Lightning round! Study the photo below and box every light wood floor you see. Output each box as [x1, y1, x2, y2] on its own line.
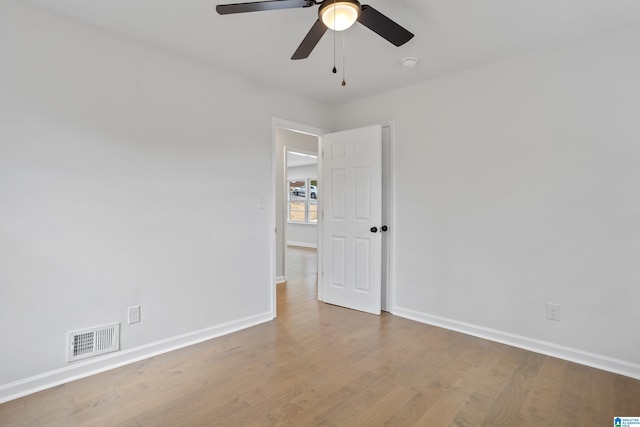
[1, 247, 639, 426]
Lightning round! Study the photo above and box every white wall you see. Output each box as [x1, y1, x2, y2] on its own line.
[0, 0, 332, 400]
[287, 164, 318, 181]
[334, 23, 640, 377]
[286, 225, 317, 248]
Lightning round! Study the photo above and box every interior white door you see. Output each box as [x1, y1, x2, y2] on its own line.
[322, 125, 382, 315]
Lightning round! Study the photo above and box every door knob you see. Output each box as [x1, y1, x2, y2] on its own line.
[370, 226, 378, 233]
[381, 225, 388, 232]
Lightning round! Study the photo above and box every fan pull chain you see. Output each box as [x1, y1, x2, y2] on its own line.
[341, 31, 346, 86]
[332, 0, 337, 74]
[332, 34, 337, 73]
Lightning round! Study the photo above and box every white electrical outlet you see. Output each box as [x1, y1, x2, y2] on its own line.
[546, 303, 560, 321]
[128, 305, 141, 324]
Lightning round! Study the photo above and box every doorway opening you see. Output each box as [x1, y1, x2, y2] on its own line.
[271, 119, 393, 317]
[272, 120, 323, 317]
[285, 150, 319, 305]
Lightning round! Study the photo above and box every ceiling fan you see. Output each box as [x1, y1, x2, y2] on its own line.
[215, 0, 414, 60]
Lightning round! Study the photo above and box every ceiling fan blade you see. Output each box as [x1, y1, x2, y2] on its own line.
[291, 19, 327, 60]
[216, 0, 312, 15]
[358, 5, 414, 47]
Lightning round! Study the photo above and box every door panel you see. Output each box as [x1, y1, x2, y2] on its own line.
[354, 238, 371, 292]
[330, 236, 346, 287]
[354, 167, 371, 220]
[331, 169, 347, 219]
[322, 125, 382, 315]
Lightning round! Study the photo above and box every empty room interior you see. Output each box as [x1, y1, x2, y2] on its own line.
[1, 0, 640, 425]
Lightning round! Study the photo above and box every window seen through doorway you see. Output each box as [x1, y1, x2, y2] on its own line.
[288, 179, 318, 224]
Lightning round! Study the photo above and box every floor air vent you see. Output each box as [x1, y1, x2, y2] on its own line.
[67, 322, 120, 362]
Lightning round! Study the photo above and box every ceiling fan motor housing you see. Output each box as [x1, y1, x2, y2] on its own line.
[318, 0, 362, 31]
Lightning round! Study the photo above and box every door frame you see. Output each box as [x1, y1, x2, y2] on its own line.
[380, 122, 395, 312]
[271, 118, 395, 316]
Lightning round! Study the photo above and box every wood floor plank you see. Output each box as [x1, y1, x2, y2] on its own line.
[515, 372, 560, 426]
[453, 393, 497, 427]
[549, 362, 591, 425]
[480, 350, 545, 426]
[347, 384, 423, 426]
[2, 247, 640, 426]
[323, 371, 399, 425]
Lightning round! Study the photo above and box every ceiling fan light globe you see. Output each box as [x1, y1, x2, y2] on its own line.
[320, 1, 360, 31]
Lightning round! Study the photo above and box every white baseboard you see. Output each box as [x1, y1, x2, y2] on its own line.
[276, 276, 286, 284]
[0, 311, 273, 403]
[287, 241, 317, 249]
[393, 306, 640, 380]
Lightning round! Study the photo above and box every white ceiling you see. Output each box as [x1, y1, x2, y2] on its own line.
[27, 0, 640, 105]
[287, 150, 318, 167]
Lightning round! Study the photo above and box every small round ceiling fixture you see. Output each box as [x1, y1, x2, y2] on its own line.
[401, 57, 418, 69]
[319, 0, 361, 31]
